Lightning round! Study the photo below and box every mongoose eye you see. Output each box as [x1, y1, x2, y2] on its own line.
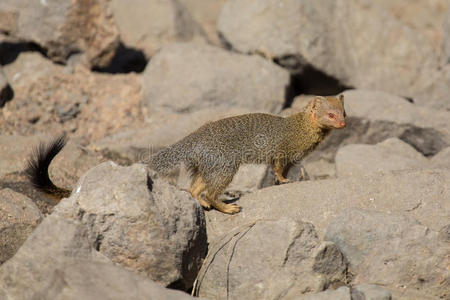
[328, 113, 335, 119]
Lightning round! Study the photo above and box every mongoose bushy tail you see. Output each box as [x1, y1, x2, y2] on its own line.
[25, 135, 71, 201]
[149, 95, 347, 215]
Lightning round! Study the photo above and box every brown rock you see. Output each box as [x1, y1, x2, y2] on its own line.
[0, 0, 119, 67]
[110, 0, 206, 58]
[0, 188, 42, 265]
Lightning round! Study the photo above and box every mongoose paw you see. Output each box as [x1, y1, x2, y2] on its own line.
[276, 178, 290, 185]
[221, 203, 241, 215]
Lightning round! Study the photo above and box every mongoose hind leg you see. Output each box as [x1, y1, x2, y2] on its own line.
[189, 175, 211, 209]
[274, 159, 290, 184]
[204, 166, 241, 214]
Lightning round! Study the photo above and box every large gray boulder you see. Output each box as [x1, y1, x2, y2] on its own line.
[195, 218, 347, 299]
[0, 215, 199, 300]
[325, 209, 450, 299]
[335, 138, 428, 177]
[109, 0, 205, 58]
[142, 42, 289, 117]
[0, 188, 42, 265]
[53, 162, 207, 290]
[205, 168, 450, 241]
[0, 0, 119, 67]
[218, 0, 444, 108]
[0, 215, 104, 299]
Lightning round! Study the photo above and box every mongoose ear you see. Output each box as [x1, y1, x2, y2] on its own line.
[312, 96, 326, 110]
[338, 94, 344, 105]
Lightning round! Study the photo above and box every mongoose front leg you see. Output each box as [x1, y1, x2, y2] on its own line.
[189, 175, 211, 209]
[206, 191, 241, 215]
[274, 159, 289, 184]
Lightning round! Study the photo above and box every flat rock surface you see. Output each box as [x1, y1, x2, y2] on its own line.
[205, 168, 450, 241]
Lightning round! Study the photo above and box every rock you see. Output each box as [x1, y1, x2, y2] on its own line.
[0, 0, 119, 67]
[0, 52, 143, 142]
[413, 64, 450, 110]
[228, 164, 269, 193]
[32, 262, 201, 300]
[0, 188, 42, 265]
[141, 42, 289, 117]
[299, 286, 350, 300]
[335, 138, 428, 177]
[205, 168, 450, 242]
[179, 0, 227, 45]
[325, 208, 449, 299]
[53, 162, 207, 290]
[218, 0, 442, 106]
[351, 284, 392, 300]
[0, 215, 104, 299]
[109, 0, 205, 58]
[0, 134, 42, 177]
[0, 66, 13, 107]
[341, 90, 449, 136]
[195, 218, 347, 299]
[444, 9, 450, 63]
[0, 214, 199, 300]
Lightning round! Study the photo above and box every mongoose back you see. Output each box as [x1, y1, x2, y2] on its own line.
[150, 95, 346, 214]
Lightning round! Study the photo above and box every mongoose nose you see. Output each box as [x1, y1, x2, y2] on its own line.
[339, 121, 346, 128]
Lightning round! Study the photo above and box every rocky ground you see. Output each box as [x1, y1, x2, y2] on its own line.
[0, 0, 449, 299]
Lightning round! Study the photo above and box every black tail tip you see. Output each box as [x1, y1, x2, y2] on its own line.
[25, 134, 68, 190]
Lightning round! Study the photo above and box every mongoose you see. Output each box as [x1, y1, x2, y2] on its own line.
[26, 95, 346, 214]
[150, 95, 346, 214]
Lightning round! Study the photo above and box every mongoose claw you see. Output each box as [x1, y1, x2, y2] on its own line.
[221, 203, 241, 215]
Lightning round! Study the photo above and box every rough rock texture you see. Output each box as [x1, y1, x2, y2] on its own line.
[431, 146, 450, 169]
[299, 287, 350, 300]
[341, 90, 449, 138]
[30, 261, 202, 300]
[142, 43, 289, 117]
[0, 215, 198, 300]
[0, 0, 119, 67]
[218, 0, 445, 108]
[179, 0, 227, 45]
[444, 8, 450, 63]
[325, 209, 450, 299]
[196, 218, 347, 300]
[335, 138, 428, 177]
[205, 169, 450, 242]
[53, 162, 207, 290]
[109, 0, 205, 58]
[0, 215, 104, 299]
[1, 52, 143, 142]
[351, 284, 392, 300]
[0, 188, 42, 265]
[0, 134, 42, 177]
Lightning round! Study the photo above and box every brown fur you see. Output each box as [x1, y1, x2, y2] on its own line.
[150, 95, 346, 214]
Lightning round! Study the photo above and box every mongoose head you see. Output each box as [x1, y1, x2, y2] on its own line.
[309, 95, 346, 129]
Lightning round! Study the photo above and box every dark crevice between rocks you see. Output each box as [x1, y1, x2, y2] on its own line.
[0, 84, 14, 107]
[0, 42, 48, 66]
[92, 42, 148, 74]
[273, 55, 351, 108]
